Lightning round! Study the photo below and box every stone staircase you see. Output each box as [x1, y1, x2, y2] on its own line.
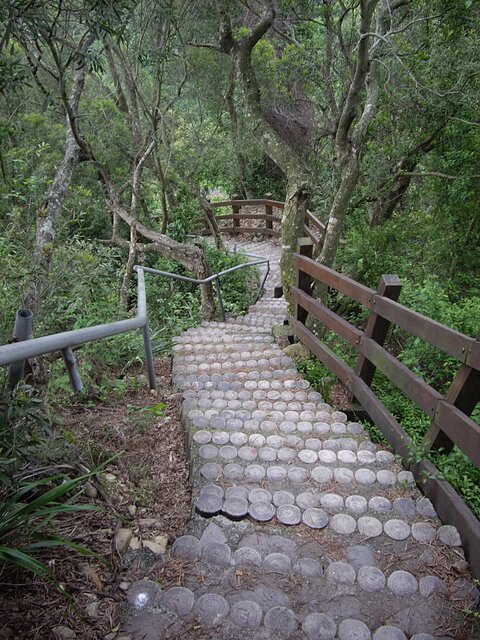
[124, 240, 478, 640]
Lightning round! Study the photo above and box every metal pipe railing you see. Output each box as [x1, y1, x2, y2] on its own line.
[0, 250, 269, 391]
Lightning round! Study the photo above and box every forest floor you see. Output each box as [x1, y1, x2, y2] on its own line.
[0, 357, 192, 640]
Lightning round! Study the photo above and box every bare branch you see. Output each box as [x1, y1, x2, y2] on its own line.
[401, 171, 480, 180]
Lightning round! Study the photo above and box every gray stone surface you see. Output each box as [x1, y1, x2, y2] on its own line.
[302, 508, 329, 529]
[326, 561, 356, 585]
[230, 600, 263, 629]
[263, 552, 292, 573]
[337, 619, 371, 640]
[437, 525, 462, 546]
[419, 576, 447, 598]
[171, 535, 201, 559]
[273, 490, 295, 506]
[346, 495, 368, 514]
[346, 545, 376, 569]
[264, 606, 299, 638]
[248, 501, 275, 522]
[233, 546, 262, 567]
[127, 580, 162, 610]
[358, 566, 386, 592]
[277, 504, 302, 525]
[384, 519, 411, 541]
[201, 542, 232, 566]
[296, 491, 320, 509]
[387, 571, 418, 596]
[372, 626, 407, 640]
[411, 522, 436, 544]
[162, 587, 195, 617]
[358, 516, 383, 538]
[303, 613, 337, 640]
[293, 557, 323, 578]
[331, 514, 357, 535]
[249, 488, 272, 504]
[194, 593, 230, 627]
[223, 497, 249, 519]
[369, 496, 392, 513]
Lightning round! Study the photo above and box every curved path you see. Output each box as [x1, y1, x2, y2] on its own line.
[125, 239, 478, 640]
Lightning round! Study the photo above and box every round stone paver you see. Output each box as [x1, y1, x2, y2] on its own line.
[377, 470, 397, 486]
[411, 522, 436, 544]
[393, 498, 416, 517]
[358, 516, 383, 538]
[230, 432, 248, 446]
[311, 466, 334, 484]
[438, 525, 462, 546]
[195, 493, 223, 517]
[294, 557, 323, 578]
[273, 490, 295, 506]
[172, 535, 201, 559]
[263, 552, 292, 573]
[201, 542, 232, 566]
[127, 580, 161, 609]
[264, 606, 299, 639]
[296, 491, 320, 509]
[288, 466, 309, 484]
[331, 514, 357, 535]
[223, 497, 249, 520]
[355, 469, 377, 485]
[372, 626, 407, 640]
[200, 462, 222, 480]
[277, 504, 302, 525]
[387, 570, 418, 596]
[201, 484, 224, 498]
[238, 445, 258, 461]
[326, 562, 356, 585]
[338, 619, 371, 640]
[162, 587, 195, 617]
[298, 449, 318, 464]
[212, 431, 230, 445]
[244, 465, 266, 482]
[230, 600, 263, 629]
[259, 446, 277, 461]
[419, 575, 447, 598]
[318, 450, 337, 463]
[223, 463, 243, 480]
[195, 593, 230, 627]
[410, 635, 436, 640]
[249, 488, 272, 504]
[346, 495, 368, 514]
[416, 497, 437, 518]
[302, 508, 329, 529]
[358, 566, 386, 592]
[369, 496, 392, 513]
[233, 546, 262, 567]
[193, 430, 212, 444]
[226, 485, 249, 500]
[303, 613, 337, 640]
[249, 501, 275, 522]
[321, 493, 344, 512]
[267, 466, 288, 482]
[334, 468, 354, 484]
[384, 519, 411, 541]
[278, 447, 297, 462]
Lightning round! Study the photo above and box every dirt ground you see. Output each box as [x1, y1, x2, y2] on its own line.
[0, 357, 191, 640]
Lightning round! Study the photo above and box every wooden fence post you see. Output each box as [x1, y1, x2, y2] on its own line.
[424, 333, 480, 455]
[232, 202, 240, 234]
[265, 195, 273, 232]
[296, 238, 314, 325]
[354, 274, 402, 390]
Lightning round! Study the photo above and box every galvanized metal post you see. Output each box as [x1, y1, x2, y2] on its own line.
[7, 309, 33, 389]
[142, 321, 156, 390]
[61, 347, 84, 392]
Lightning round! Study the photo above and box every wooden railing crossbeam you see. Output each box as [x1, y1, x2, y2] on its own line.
[291, 237, 480, 577]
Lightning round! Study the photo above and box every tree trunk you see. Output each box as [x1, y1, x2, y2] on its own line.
[225, 72, 253, 199]
[22, 49, 91, 313]
[279, 175, 308, 312]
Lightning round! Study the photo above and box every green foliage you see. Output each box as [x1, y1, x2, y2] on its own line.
[296, 357, 334, 404]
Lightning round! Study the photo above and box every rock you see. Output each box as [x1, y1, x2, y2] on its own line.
[104, 634, 116, 640]
[387, 571, 418, 597]
[129, 536, 141, 550]
[104, 473, 117, 483]
[127, 505, 137, 517]
[283, 343, 310, 363]
[264, 606, 299, 638]
[52, 626, 76, 640]
[115, 528, 132, 553]
[84, 482, 98, 499]
[119, 581, 130, 591]
[143, 539, 167, 555]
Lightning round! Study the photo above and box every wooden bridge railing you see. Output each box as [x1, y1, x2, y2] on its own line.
[193, 199, 325, 250]
[292, 238, 480, 577]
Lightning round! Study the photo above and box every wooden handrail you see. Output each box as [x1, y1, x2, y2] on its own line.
[193, 198, 324, 249]
[292, 237, 480, 578]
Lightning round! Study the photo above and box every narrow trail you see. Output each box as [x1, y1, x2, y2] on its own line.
[125, 239, 477, 640]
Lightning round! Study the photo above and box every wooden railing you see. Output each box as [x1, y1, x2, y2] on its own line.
[193, 199, 325, 250]
[292, 238, 480, 577]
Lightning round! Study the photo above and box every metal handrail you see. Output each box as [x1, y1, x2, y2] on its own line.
[0, 250, 269, 392]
